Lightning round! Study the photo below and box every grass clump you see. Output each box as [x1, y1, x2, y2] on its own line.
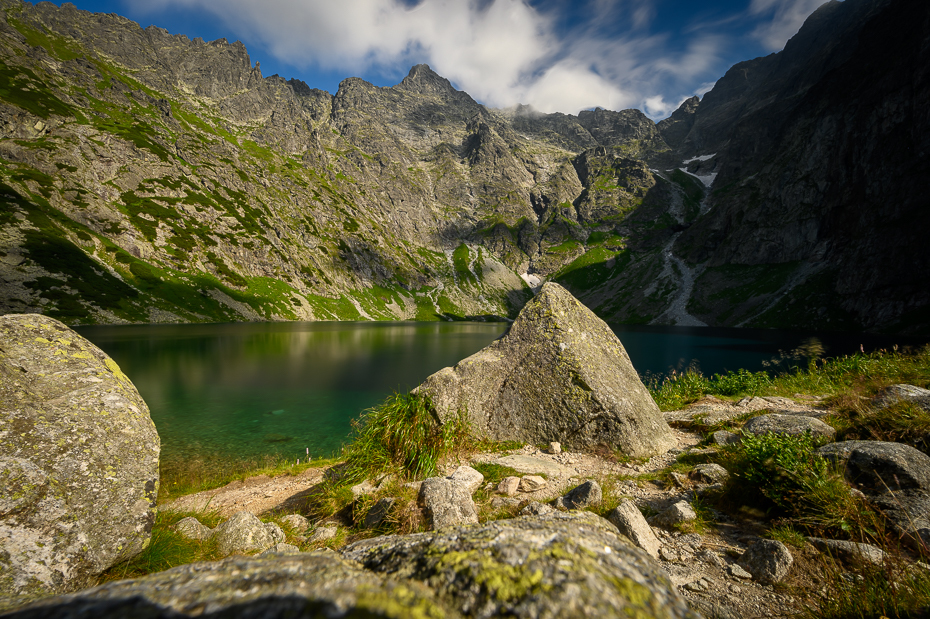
[341, 392, 472, 484]
[648, 344, 930, 412]
[717, 432, 883, 543]
[803, 562, 930, 619]
[98, 509, 224, 583]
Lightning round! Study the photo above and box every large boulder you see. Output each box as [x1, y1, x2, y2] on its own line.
[0, 315, 159, 606]
[342, 511, 700, 618]
[817, 440, 930, 548]
[10, 512, 700, 618]
[416, 283, 676, 456]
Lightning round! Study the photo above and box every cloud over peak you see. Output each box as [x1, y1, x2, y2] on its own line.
[129, 0, 827, 119]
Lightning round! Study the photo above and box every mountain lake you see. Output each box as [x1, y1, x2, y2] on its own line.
[76, 321, 928, 466]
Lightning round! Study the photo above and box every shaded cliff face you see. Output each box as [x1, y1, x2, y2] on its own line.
[671, 0, 930, 334]
[0, 0, 926, 334]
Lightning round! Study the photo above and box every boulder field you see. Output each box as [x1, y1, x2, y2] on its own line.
[0, 314, 159, 607]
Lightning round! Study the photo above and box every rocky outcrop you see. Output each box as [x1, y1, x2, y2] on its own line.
[817, 440, 930, 547]
[417, 283, 676, 456]
[742, 414, 836, 440]
[11, 512, 701, 618]
[341, 510, 701, 618]
[0, 315, 159, 605]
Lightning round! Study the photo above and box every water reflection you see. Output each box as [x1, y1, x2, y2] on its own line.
[76, 321, 927, 463]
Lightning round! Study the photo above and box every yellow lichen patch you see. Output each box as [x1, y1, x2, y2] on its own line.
[71, 352, 93, 360]
[104, 357, 130, 385]
[33, 337, 52, 344]
[434, 549, 552, 602]
[355, 583, 450, 619]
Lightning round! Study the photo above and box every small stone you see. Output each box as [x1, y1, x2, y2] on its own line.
[490, 496, 522, 509]
[738, 539, 793, 584]
[308, 526, 338, 543]
[684, 580, 706, 592]
[742, 414, 835, 440]
[548, 441, 562, 455]
[213, 511, 276, 557]
[280, 514, 309, 533]
[728, 564, 753, 579]
[497, 476, 521, 496]
[556, 480, 602, 510]
[652, 501, 697, 528]
[350, 480, 376, 497]
[260, 542, 300, 555]
[807, 537, 884, 566]
[419, 477, 478, 529]
[520, 501, 555, 517]
[519, 475, 547, 492]
[659, 547, 679, 562]
[449, 465, 484, 494]
[606, 499, 662, 560]
[669, 472, 689, 488]
[264, 522, 286, 545]
[690, 463, 730, 484]
[175, 517, 213, 541]
[363, 497, 396, 529]
[712, 430, 741, 446]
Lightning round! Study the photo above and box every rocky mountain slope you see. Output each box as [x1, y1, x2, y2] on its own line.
[0, 0, 926, 333]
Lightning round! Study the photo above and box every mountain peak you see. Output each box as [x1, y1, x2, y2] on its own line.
[397, 64, 457, 96]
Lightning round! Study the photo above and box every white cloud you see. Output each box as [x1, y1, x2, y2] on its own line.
[748, 0, 828, 51]
[126, 0, 728, 118]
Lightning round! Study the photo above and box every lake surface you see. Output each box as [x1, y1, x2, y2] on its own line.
[77, 321, 926, 464]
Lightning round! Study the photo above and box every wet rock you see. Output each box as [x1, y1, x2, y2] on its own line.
[606, 499, 662, 559]
[213, 511, 276, 557]
[690, 463, 730, 484]
[362, 497, 396, 529]
[556, 479, 602, 510]
[519, 475, 547, 492]
[742, 414, 835, 440]
[0, 315, 160, 603]
[448, 465, 484, 494]
[342, 511, 700, 618]
[416, 283, 677, 456]
[10, 553, 451, 618]
[497, 476, 521, 496]
[174, 517, 213, 541]
[652, 501, 697, 528]
[737, 539, 793, 584]
[418, 477, 478, 530]
[807, 537, 884, 566]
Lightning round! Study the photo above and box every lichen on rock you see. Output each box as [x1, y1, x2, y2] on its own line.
[417, 282, 676, 456]
[0, 314, 160, 607]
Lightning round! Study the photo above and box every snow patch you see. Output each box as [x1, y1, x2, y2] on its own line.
[682, 153, 716, 164]
[521, 272, 543, 292]
[678, 168, 717, 188]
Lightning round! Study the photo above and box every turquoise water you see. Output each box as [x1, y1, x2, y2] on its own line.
[77, 321, 924, 463]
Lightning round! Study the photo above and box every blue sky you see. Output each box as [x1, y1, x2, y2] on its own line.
[57, 0, 830, 119]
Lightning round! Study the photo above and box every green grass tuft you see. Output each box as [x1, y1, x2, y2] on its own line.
[341, 392, 472, 483]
